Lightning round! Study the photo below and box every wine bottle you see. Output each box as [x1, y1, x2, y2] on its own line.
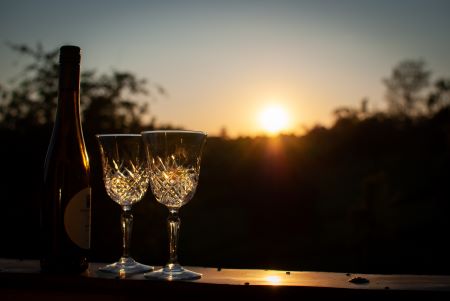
[41, 45, 91, 273]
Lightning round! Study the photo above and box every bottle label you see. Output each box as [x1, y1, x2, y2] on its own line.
[64, 188, 91, 249]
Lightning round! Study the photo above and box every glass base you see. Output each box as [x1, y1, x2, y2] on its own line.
[144, 263, 201, 281]
[98, 257, 153, 275]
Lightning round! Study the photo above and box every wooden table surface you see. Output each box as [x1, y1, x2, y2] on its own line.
[2, 258, 450, 300]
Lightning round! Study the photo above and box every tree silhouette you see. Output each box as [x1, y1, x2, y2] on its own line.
[333, 60, 450, 123]
[333, 98, 370, 123]
[427, 79, 450, 114]
[383, 59, 430, 116]
[0, 44, 59, 130]
[0, 43, 163, 132]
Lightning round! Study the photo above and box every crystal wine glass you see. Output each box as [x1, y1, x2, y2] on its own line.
[142, 130, 207, 281]
[96, 134, 153, 276]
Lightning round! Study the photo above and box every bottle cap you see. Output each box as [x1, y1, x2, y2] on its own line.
[60, 45, 81, 63]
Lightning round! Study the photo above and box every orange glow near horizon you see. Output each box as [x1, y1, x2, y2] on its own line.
[258, 104, 290, 135]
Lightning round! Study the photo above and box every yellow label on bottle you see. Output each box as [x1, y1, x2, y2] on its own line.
[64, 188, 91, 249]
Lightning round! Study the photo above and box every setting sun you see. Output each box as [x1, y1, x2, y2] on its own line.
[259, 105, 290, 135]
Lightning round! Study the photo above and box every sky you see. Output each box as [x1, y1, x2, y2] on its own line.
[1, 0, 450, 137]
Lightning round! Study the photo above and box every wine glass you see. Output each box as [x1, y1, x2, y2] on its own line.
[141, 130, 207, 281]
[96, 134, 153, 276]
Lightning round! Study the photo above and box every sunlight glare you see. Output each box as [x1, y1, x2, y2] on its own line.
[259, 104, 289, 134]
[265, 275, 282, 285]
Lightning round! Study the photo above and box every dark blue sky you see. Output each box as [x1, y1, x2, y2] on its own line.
[1, 0, 449, 136]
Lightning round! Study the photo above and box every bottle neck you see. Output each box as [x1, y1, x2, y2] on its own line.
[56, 61, 81, 125]
[51, 59, 89, 171]
[59, 60, 80, 91]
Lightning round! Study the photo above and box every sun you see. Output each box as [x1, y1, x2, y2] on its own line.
[258, 104, 289, 135]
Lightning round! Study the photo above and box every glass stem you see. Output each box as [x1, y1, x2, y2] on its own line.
[167, 209, 180, 266]
[121, 206, 132, 259]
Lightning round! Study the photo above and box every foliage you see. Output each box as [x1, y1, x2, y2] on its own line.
[427, 78, 450, 114]
[0, 43, 162, 133]
[382, 59, 450, 117]
[383, 59, 430, 115]
[332, 59, 450, 127]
